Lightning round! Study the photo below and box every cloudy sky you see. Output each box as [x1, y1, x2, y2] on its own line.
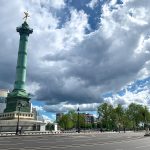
[1, 0, 150, 121]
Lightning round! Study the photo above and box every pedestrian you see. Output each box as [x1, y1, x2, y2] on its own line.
[19, 126, 22, 135]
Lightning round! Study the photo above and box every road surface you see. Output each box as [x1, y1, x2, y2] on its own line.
[0, 131, 149, 150]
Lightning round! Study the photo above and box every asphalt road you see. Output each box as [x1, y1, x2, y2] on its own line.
[0, 131, 149, 150]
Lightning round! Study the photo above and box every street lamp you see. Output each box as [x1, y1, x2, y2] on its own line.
[77, 107, 80, 133]
[84, 114, 86, 133]
[16, 101, 22, 135]
[118, 123, 121, 133]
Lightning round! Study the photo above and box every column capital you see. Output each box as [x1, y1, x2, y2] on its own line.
[16, 21, 33, 35]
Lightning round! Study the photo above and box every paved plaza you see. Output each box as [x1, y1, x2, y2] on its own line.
[0, 132, 149, 150]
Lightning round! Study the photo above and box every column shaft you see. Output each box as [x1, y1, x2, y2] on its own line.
[14, 34, 28, 90]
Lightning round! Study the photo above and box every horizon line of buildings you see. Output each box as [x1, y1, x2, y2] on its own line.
[56, 112, 96, 125]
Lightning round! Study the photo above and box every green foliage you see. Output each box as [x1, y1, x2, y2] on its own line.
[58, 110, 86, 130]
[127, 103, 144, 130]
[97, 103, 115, 130]
[46, 123, 54, 131]
[58, 114, 74, 130]
[97, 102, 150, 131]
[58, 103, 150, 131]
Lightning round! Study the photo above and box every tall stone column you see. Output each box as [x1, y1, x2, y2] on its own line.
[14, 21, 33, 90]
[4, 21, 33, 113]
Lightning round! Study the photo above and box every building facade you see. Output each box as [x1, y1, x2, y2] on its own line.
[82, 113, 95, 124]
[0, 89, 9, 113]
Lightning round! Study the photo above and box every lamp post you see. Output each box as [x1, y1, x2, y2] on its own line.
[16, 102, 22, 135]
[84, 114, 86, 133]
[77, 107, 80, 133]
[118, 123, 121, 133]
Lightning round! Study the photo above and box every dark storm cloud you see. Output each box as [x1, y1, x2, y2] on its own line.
[0, 1, 22, 90]
[28, 64, 103, 104]
[33, 0, 150, 106]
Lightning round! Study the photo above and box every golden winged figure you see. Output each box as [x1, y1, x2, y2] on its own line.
[23, 11, 30, 21]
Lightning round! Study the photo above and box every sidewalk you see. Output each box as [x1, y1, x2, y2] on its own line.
[0, 130, 145, 137]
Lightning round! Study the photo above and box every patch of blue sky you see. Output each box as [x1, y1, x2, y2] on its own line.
[102, 92, 113, 98]
[31, 100, 45, 106]
[65, 0, 91, 10]
[116, 89, 126, 96]
[85, 1, 103, 32]
[127, 77, 150, 92]
[31, 100, 56, 121]
[127, 84, 137, 93]
[117, 0, 123, 4]
[42, 111, 56, 121]
[56, 0, 104, 32]
[137, 77, 150, 85]
[54, 0, 123, 34]
[102, 77, 150, 98]
[119, 78, 150, 95]
[55, 7, 71, 29]
[55, 0, 124, 32]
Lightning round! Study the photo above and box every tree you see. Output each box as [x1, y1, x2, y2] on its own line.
[68, 110, 77, 128]
[97, 103, 114, 130]
[140, 106, 150, 129]
[114, 104, 124, 132]
[58, 114, 74, 130]
[58, 110, 86, 130]
[127, 103, 144, 131]
[122, 109, 132, 132]
[46, 123, 54, 131]
[97, 102, 150, 132]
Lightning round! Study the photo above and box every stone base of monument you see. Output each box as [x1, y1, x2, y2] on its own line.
[0, 112, 34, 120]
[0, 119, 46, 132]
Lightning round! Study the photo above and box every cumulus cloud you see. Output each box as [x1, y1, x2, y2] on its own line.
[42, 114, 53, 123]
[104, 86, 150, 109]
[87, 0, 99, 9]
[33, 105, 44, 111]
[1, 0, 150, 112]
[43, 102, 99, 112]
[25, 0, 66, 10]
